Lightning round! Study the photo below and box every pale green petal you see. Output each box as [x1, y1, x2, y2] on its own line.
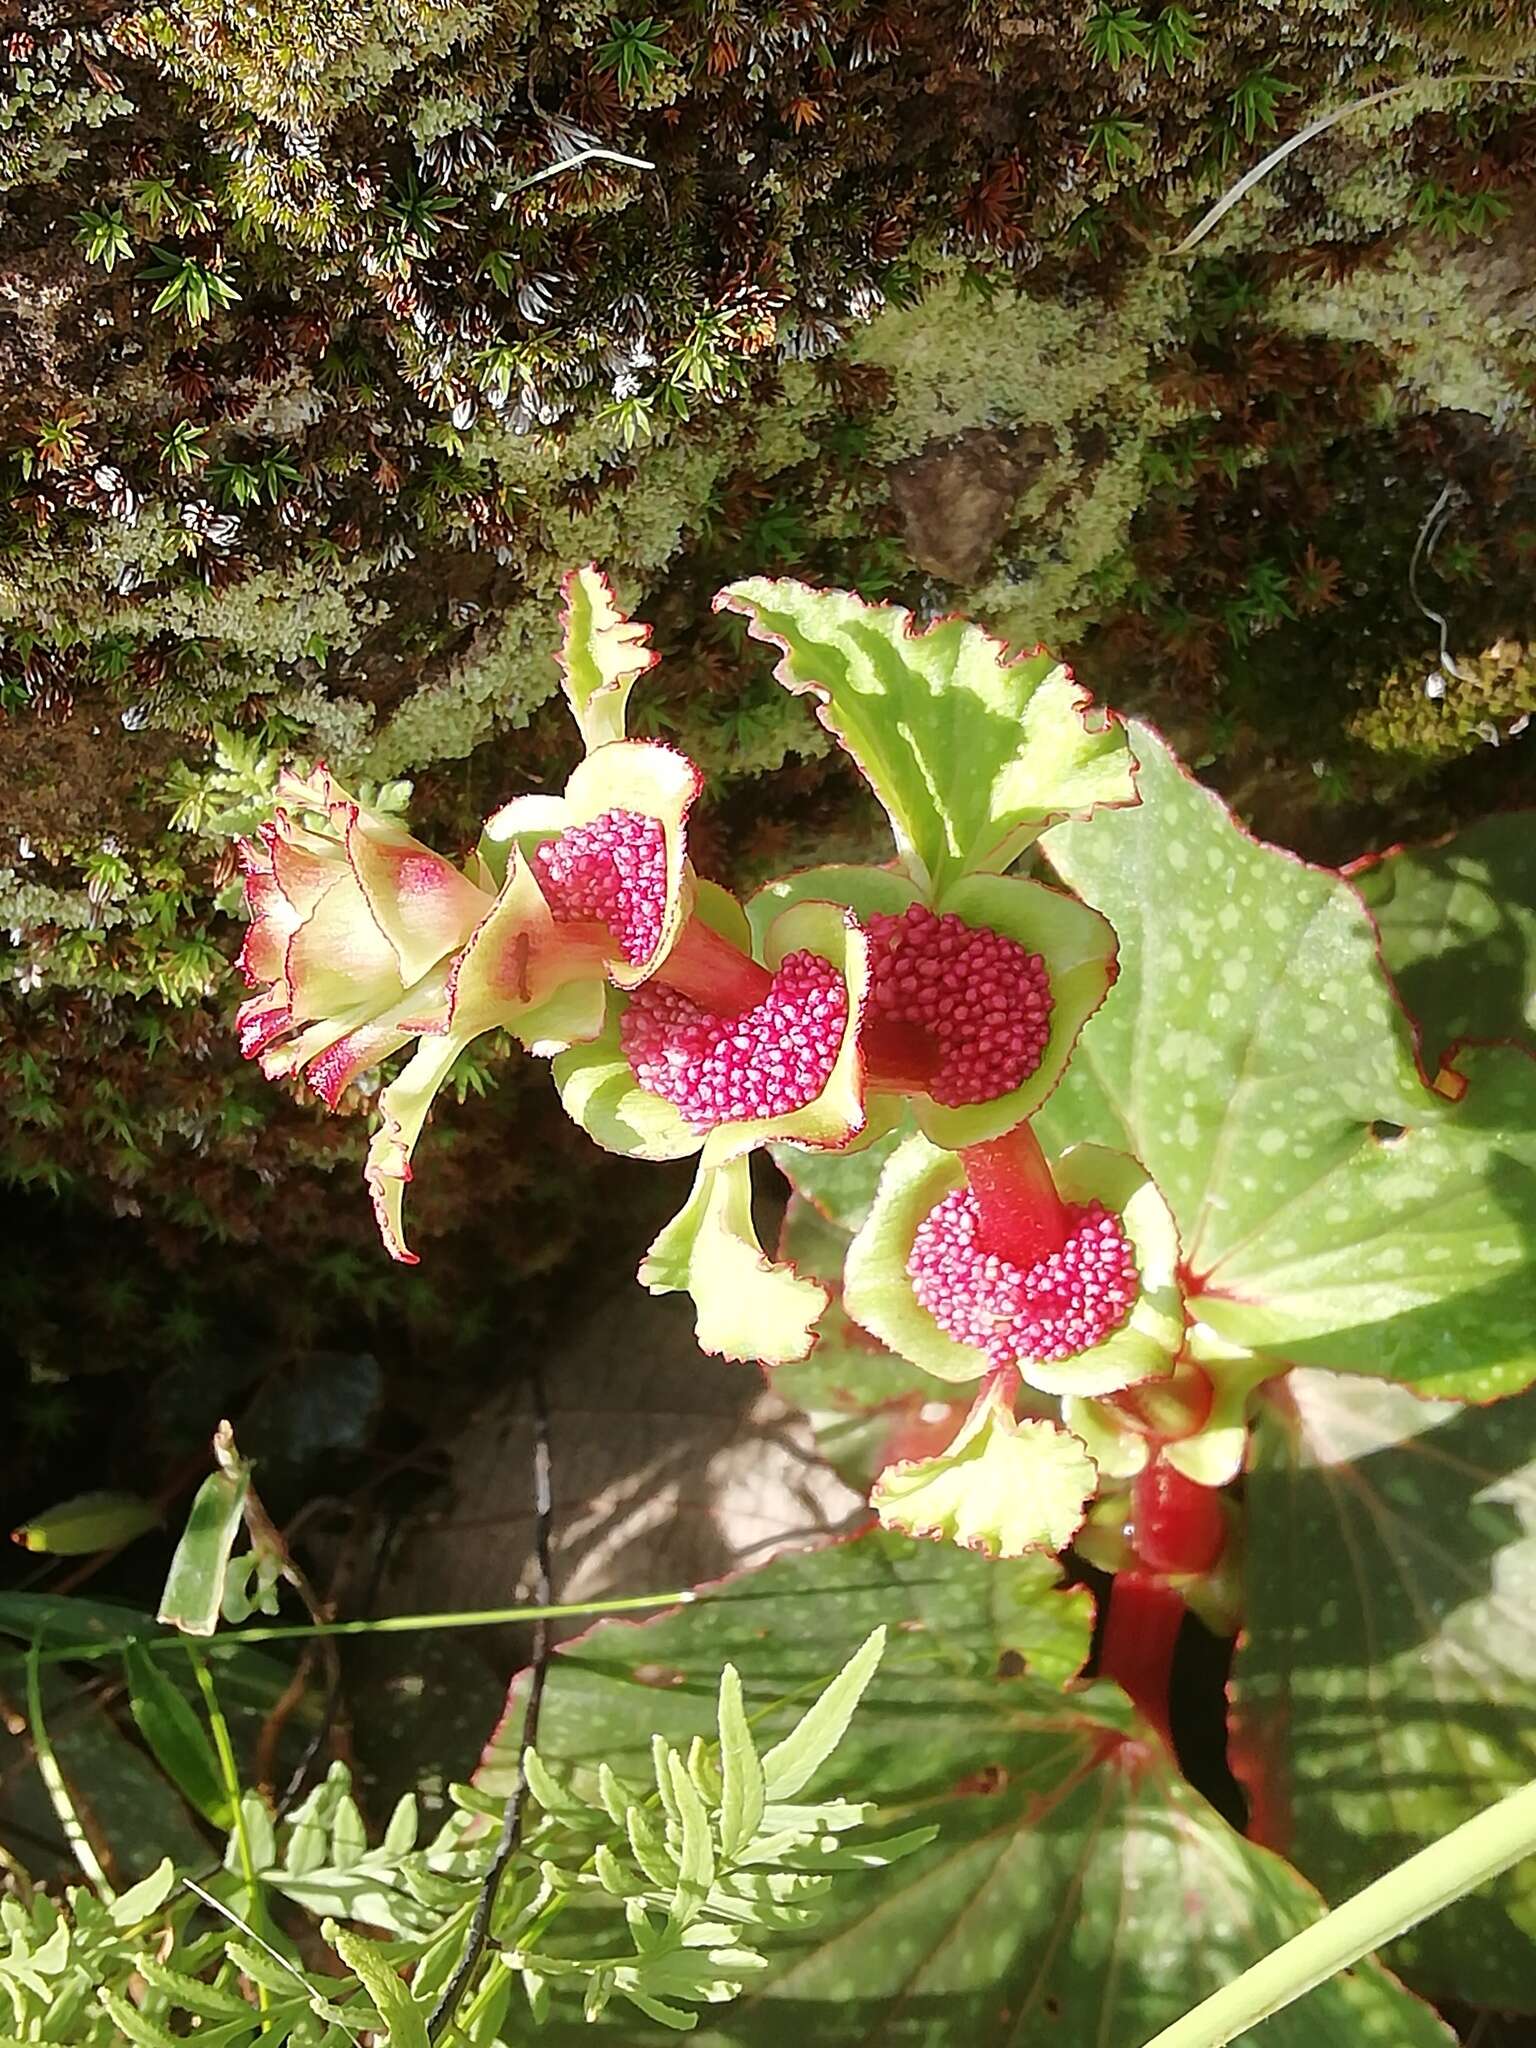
[639, 1155, 828, 1366]
[721, 578, 1134, 894]
[558, 562, 658, 752]
[872, 1382, 1097, 1557]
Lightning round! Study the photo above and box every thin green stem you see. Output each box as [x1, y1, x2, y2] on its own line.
[2, 1588, 699, 1673]
[190, 1649, 270, 2017]
[24, 1636, 114, 1898]
[1140, 1776, 1536, 2048]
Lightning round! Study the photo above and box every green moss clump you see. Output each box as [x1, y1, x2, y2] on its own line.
[1354, 638, 1536, 771]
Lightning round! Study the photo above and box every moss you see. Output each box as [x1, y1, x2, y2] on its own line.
[1275, 240, 1536, 421]
[853, 269, 1187, 461]
[1354, 637, 1536, 770]
[139, 0, 498, 133]
[360, 596, 553, 777]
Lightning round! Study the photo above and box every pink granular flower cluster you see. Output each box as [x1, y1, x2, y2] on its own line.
[865, 904, 1052, 1106]
[532, 808, 667, 965]
[621, 949, 847, 1132]
[908, 1189, 1137, 1366]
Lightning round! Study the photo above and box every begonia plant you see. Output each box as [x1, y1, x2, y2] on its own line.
[232, 566, 1536, 1751]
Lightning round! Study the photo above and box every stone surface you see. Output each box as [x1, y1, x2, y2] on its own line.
[376, 1276, 864, 1645]
[887, 425, 1056, 583]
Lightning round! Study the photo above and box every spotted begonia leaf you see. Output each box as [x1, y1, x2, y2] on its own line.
[1352, 811, 1536, 1065]
[485, 1531, 1450, 2048]
[770, 1124, 906, 1238]
[1233, 1368, 1536, 2008]
[844, 1132, 1183, 1397]
[719, 579, 1134, 896]
[871, 1379, 1097, 1557]
[556, 562, 658, 753]
[1038, 724, 1536, 1401]
[638, 1154, 828, 1365]
[749, 862, 1117, 1148]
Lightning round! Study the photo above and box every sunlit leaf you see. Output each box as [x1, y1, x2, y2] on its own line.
[122, 1641, 229, 1827]
[11, 1490, 159, 1556]
[557, 563, 659, 752]
[1234, 1368, 1536, 2007]
[721, 580, 1134, 895]
[158, 1460, 249, 1638]
[639, 1154, 828, 1365]
[1040, 724, 1536, 1401]
[871, 1382, 1097, 1557]
[495, 1533, 1448, 2047]
[1353, 811, 1536, 1065]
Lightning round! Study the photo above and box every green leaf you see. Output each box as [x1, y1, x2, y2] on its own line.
[626, 1805, 679, 1890]
[133, 1953, 256, 2019]
[330, 1792, 365, 1867]
[11, 1490, 159, 1555]
[158, 1462, 250, 1637]
[229, 1788, 276, 1872]
[639, 1154, 828, 1365]
[495, 1533, 1448, 2047]
[0, 1589, 159, 1658]
[716, 1665, 765, 1862]
[556, 564, 659, 751]
[122, 1641, 230, 1826]
[667, 1750, 715, 1928]
[771, 1125, 906, 1235]
[871, 1381, 1097, 1557]
[1233, 1369, 1536, 2007]
[1353, 811, 1536, 1065]
[759, 1627, 885, 1802]
[1040, 723, 1536, 1401]
[719, 578, 1134, 894]
[110, 1857, 176, 1926]
[328, 1924, 429, 2048]
[97, 1986, 186, 2048]
[382, 1793, 419, 1855]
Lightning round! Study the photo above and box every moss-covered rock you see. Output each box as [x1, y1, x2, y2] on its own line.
[5, 1, 1536, 1332]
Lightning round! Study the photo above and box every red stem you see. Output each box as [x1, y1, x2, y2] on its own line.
[1132, 1457, 1227, 1576]
[960, 1122, 1071, 1267]
[1099, 1570, 1183, 1749]
[862, 1015, 943, 1093]
[654, 915, 773, 1011]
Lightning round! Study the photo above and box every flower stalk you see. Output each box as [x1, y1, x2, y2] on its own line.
[960, 1121, 1071, 1267]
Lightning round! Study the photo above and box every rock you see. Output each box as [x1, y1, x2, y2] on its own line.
[375, 1282, 865, 1653]
[887, 425, 1056, 583]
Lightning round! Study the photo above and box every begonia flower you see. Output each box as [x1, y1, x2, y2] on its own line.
[844, 1124, 1183, 1398]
